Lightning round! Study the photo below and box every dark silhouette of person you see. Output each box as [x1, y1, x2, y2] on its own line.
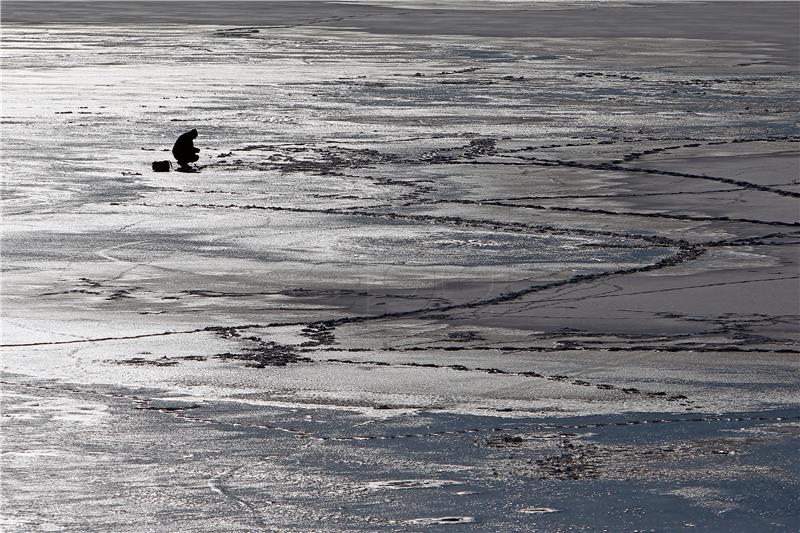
[172, 129, 200, 170]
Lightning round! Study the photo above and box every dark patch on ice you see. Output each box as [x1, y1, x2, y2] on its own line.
[117, 356, 179, 367]
[217, 340, 312, 368]
[446, 330, 485, 342]
[533, 434, 755, 481]
[482, 434, 526, 448]
[300, 322, 336, 347]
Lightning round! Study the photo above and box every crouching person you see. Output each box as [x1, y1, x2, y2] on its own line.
[172, 128, 200, 171]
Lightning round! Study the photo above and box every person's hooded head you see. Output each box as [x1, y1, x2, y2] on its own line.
[190, 128, 198, 139]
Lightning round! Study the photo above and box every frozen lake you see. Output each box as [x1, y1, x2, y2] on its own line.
[2, 1, 799, 531]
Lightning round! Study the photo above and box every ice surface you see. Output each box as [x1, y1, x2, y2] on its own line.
[1, 1, 799, 531]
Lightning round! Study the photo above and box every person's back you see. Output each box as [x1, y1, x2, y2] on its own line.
[172, 129, 200, 170]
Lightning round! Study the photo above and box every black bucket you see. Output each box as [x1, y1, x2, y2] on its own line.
[152, 160, 171, 172]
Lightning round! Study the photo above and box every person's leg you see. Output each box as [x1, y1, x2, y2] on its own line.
[177, 154, 198, 167]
